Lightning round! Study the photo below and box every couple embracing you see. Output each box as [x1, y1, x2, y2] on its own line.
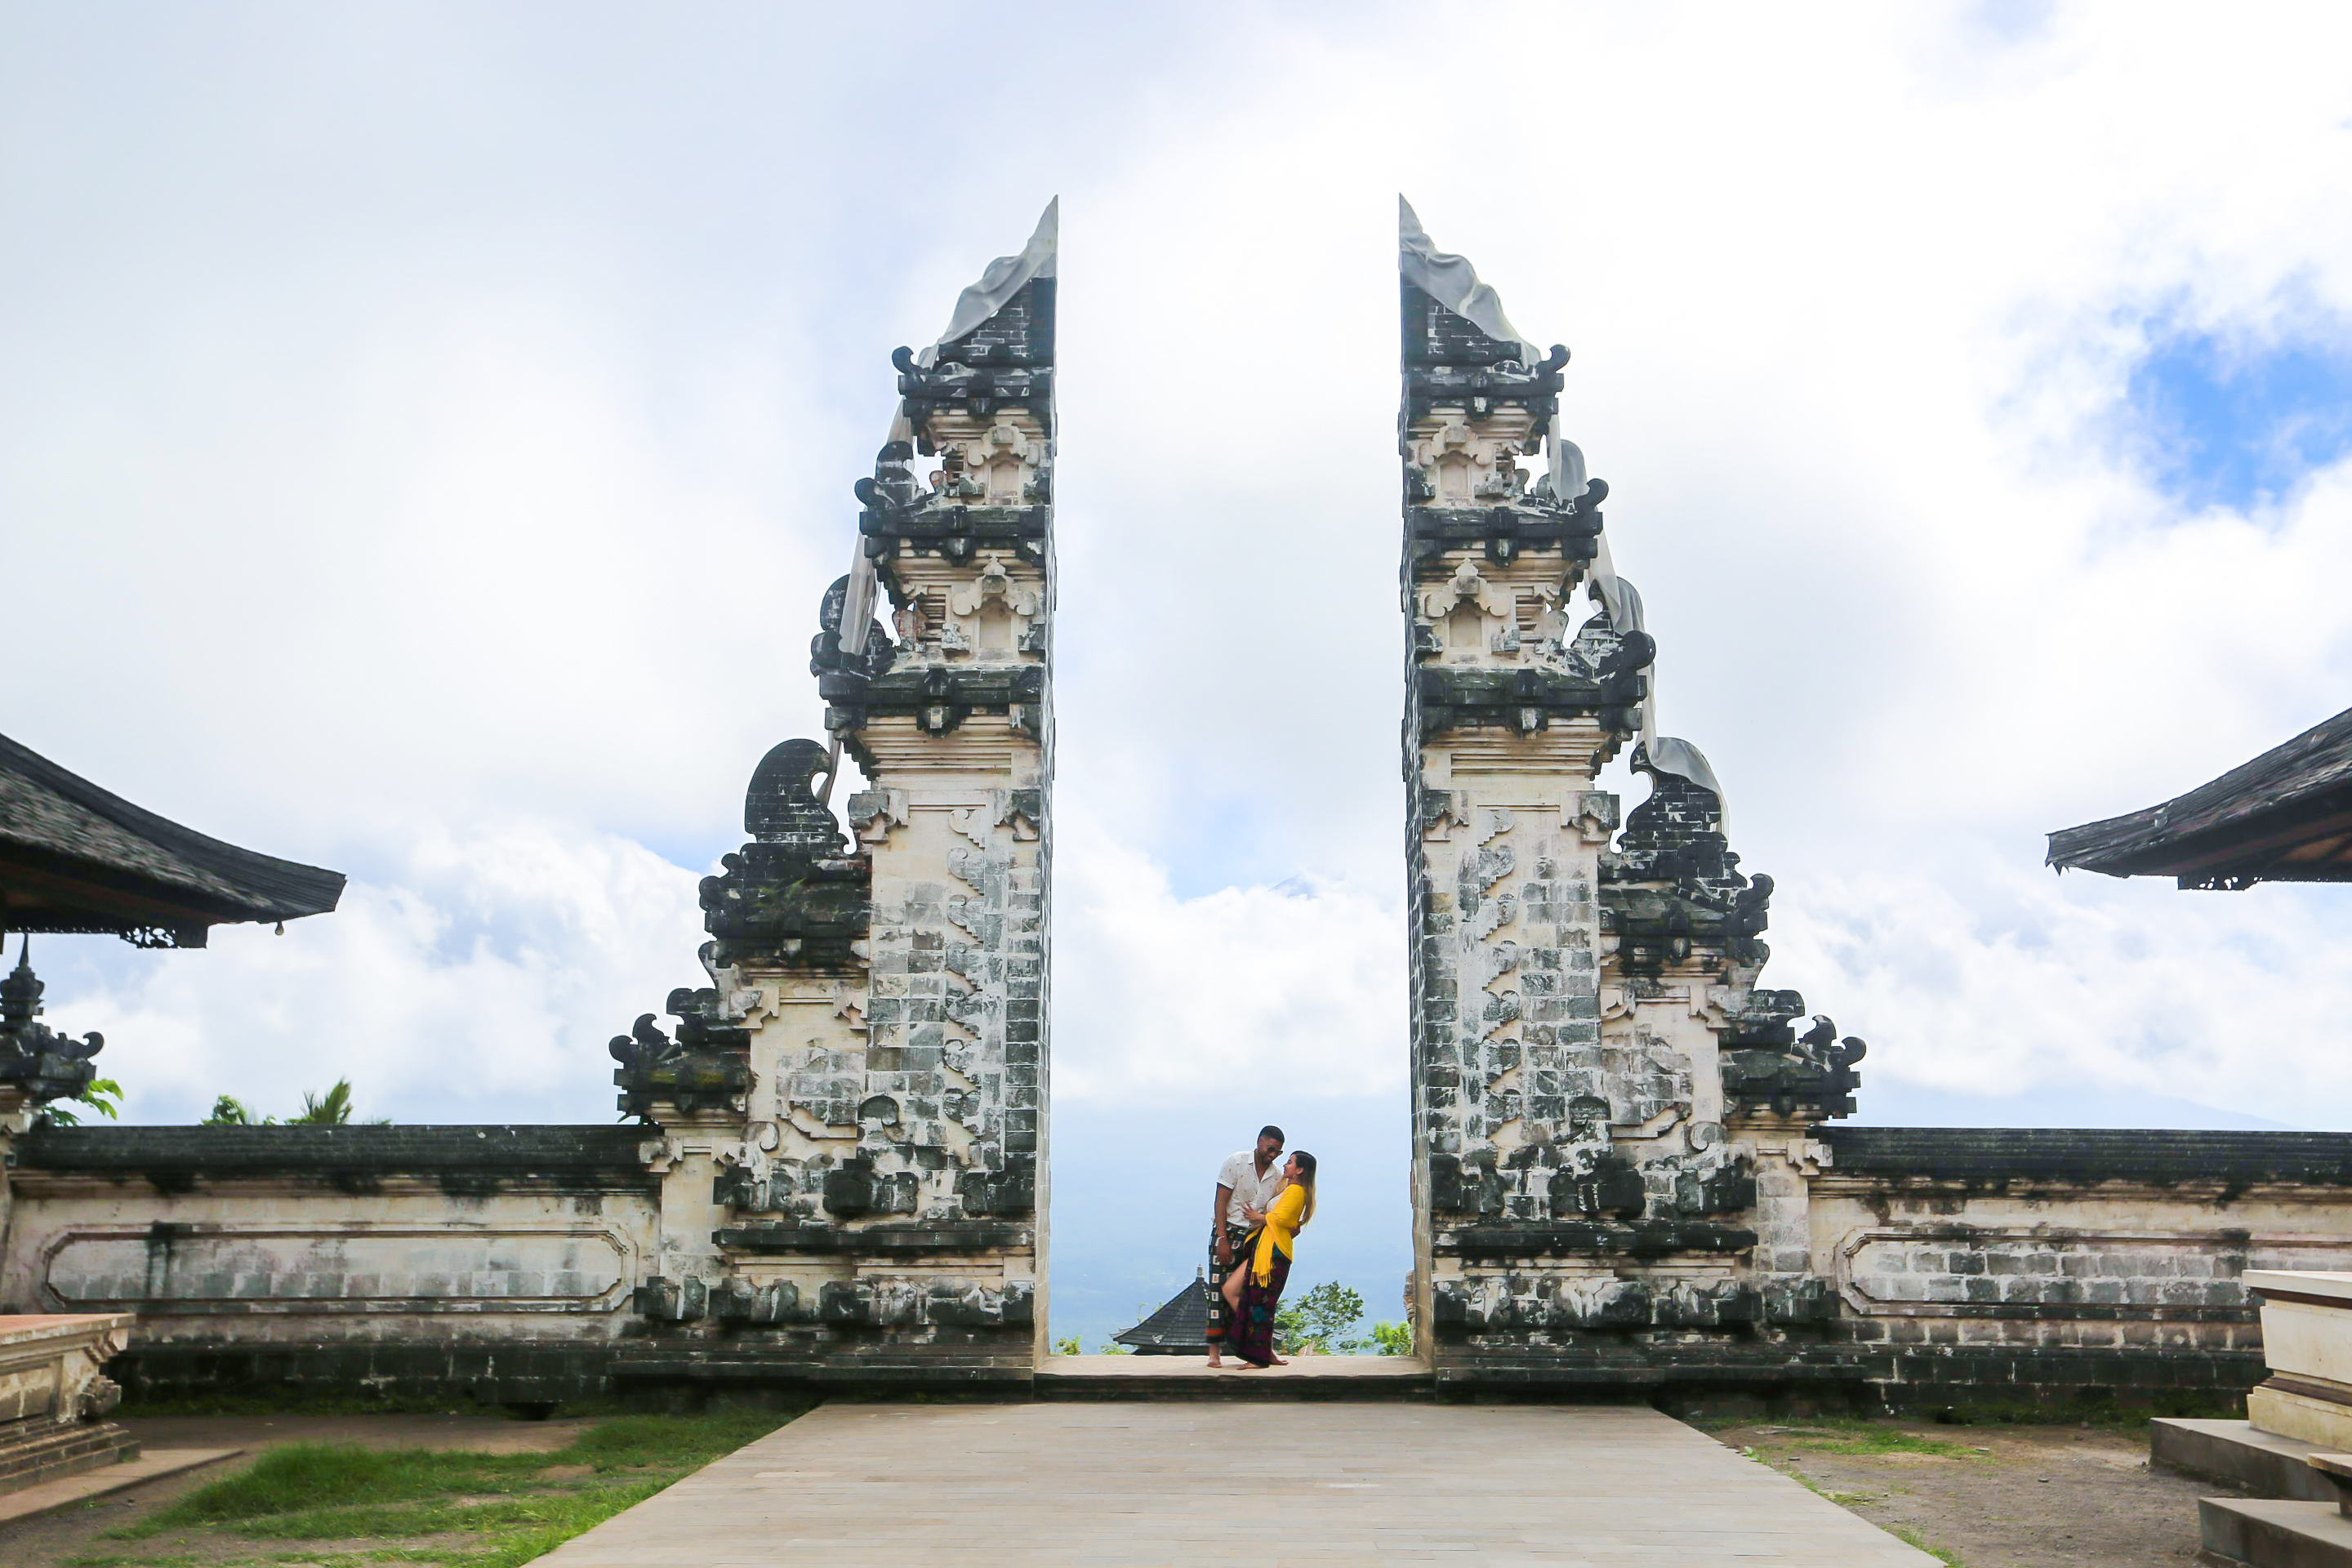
[1205, 1125, 1317, 1370]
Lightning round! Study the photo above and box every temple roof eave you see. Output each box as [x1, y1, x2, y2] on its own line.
[2047, 704, 2352, 888]
[0, 731, 345, 946]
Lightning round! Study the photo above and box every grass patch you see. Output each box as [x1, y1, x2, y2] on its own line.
[96, 1403, 808, 1567]
[1891, 1523, 1965, 1565]
[1740, 1418, 1987, 1459]
[1919, 1393, 2243, 1433]
[1781, 1424, 1982, 1459]
[128, 1450, 550, 1532]
[120, 1392, 481, 1419]
[118, 1392, 641, 1421]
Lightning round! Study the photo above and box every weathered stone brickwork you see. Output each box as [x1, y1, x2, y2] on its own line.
[605, 208, 1057, 1388]
[9, 211, 2352, 1412]
[0, 1125, 659, 1404]
[1806, 1129, 2352, 1401]
[0, 212, 1059, 1402]
[1400, 214, 1852, 1388]
[1396, 210, 2352, 1407]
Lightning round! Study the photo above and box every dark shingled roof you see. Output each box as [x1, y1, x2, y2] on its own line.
[1823, 1127, 2352, 1187]
[16, 1124, 654, 1183]
[2046, 705, 2352, 889]
[0, 730, 345, 947]
[1112, 1274, 1212, 1352]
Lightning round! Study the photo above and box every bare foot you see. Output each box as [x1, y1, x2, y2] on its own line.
[1268, 1356, 1289, 1366]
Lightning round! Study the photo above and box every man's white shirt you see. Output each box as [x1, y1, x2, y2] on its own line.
[1217, 1149, 1285, 1232]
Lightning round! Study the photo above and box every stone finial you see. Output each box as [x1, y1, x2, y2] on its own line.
[0, 938, 104, 1107]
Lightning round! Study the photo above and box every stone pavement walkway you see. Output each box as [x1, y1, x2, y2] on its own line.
[534, 1402, 1936, 1566]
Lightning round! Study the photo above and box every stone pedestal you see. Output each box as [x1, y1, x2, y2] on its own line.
[2245, 1270, 2352, 1449]
[0, 1313, 137, 1494]
[2156, 1272, 2352, 1564]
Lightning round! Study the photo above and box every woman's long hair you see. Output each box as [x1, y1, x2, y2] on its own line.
[1290, 1150, 1317, 1227]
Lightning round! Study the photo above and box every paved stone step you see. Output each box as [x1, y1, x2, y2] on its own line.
[1036, 1354, 1434, 1401]
[532, 1402, 1940, 1565]
[0, 1420, 140, 1491]
[2203, 1497, 2352, 1566]
[0, 1448, 238, 1527]
[2158, 1419, 2340, 1501]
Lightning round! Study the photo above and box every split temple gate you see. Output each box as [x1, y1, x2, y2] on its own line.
[5, 202, 2352, 1407]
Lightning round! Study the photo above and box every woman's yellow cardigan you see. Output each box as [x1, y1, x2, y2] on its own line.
[1252, 1183, 1307, 1285]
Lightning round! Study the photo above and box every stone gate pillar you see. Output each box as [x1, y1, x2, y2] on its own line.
[1398, 201, 1862, 1392]
[612, 205, 1055, 1388]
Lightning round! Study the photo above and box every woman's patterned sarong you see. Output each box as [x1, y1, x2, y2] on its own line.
[1231, 1245, 1292, 1367]
[1205, 1224, 1254, 1349]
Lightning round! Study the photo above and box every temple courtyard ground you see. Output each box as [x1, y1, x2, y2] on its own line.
[0, 1400, 2218, 1566]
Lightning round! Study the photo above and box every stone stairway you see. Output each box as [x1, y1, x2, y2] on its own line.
[2161, 1419, 2352, 1564]
[1034, 1353, 1435, 1401]
[2172, 1272, 2352, 1565]
[0, 1415, 139, 1491]
[2212, 1456, 2352, 1566]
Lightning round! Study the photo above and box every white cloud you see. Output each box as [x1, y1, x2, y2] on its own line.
[1050, 805, 1405, 1104]
[1769, 862, 2352, 1128]
[47, 822, 706, 1126]
[6, 1, 2351, 1150]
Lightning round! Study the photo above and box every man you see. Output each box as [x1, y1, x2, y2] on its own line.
[1205, 1125, 1285, 1368]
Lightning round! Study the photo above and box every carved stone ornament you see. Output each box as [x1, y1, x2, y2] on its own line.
[698, 739, 871, 972]
[0, 942, 103, 1107]
[609, 991, 755, 1121]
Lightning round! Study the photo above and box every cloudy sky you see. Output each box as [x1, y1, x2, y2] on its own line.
[7, 2, 2351, 1348]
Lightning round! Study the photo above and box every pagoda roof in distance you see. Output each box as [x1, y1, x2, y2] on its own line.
[1111, 1272, 1212, 1354]
[0, 730, 345, 947]
[2047, 704, 2352, 889]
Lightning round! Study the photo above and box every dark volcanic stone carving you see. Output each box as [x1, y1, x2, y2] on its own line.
[0, 946, 104, 1106]
[609, 991, 754, 1121]
[956, 1155, 1036, 1218]
[852, 664, 1045, 751]
[616, 742, 858, 1120]
[1600, 752, 1780, 979]
[1719, 991, 1867, 1119]
[808, 574, 896, 724]
[700, 738, 870, 971]
[1548, 1155, 1647, 1220]
[1414, 661, 1646, 740]
[1405, 479, 1605, 572]
[891, 283, 1056, 434]
[1401, 285, 1566, 422]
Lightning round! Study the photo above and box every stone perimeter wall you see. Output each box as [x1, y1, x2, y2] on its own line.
[1390, 231, 2352, 1407]
[3, 225, 2346, 1410]
[1811, 1129, 2352, 1405]
[0, 232, 1066, 1404]
[0, 1125, 658, 1403]
[7, 1121, 2350, 1405]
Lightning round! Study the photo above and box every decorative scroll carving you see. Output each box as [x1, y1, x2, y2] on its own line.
[0, 944, 104, 1107]
[1719, 998, 1867, 1120]
[1401, 208, 1877, 1372]
[693, 739, 871, 973]
[610, 991, 754, 1120]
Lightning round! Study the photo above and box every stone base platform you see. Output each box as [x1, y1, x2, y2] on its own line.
[2202, 1497, 2352, 1567]
[0, 1313, 136, 1496]
[0, 1446, 237, 1527]
[530, 1401, 1940, 1565]
[2158, 1419, 2339, 1502]
[1036, 1354, 1434, 1401]
[0, 1414, 139, 1491]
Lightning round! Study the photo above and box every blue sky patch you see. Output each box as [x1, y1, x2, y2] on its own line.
[2127, 326, 2352, 511]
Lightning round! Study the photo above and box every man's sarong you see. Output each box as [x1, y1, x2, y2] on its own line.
[1231, 1245, 1292, 1368]
[1205, 1224, 1253, 1346]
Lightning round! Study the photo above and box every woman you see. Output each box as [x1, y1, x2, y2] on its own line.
[1219, 1150, 1315, 1369]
